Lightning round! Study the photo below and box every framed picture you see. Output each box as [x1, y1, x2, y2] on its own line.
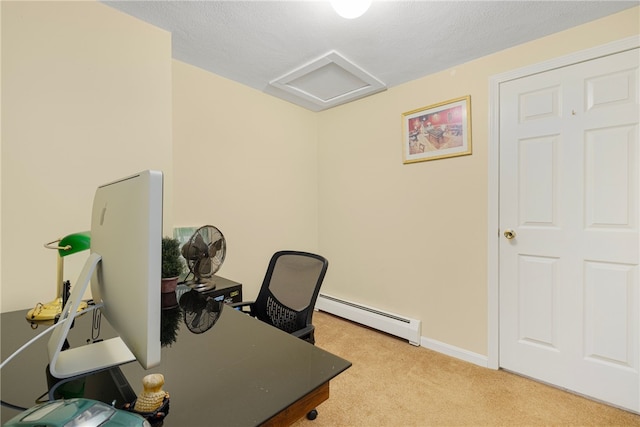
[402, 95, 471, 164]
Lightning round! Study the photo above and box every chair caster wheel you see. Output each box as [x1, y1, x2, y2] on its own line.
[306, 409, 318, 420]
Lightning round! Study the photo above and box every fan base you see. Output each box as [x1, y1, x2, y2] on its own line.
[183, 280, 217, 292]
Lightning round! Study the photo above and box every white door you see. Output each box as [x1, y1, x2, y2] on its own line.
[499, 48, 639, 412]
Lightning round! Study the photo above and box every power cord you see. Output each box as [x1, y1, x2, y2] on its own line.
[0, 302, 102, 412]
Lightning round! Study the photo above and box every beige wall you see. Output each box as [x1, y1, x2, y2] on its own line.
[1, 0, 638, 360]
[172, 61, 319, 297]
[1, 1, 173, 312]
[317, 7, 639, 356]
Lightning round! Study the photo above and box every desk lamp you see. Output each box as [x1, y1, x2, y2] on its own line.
[26, 231, 91, 323]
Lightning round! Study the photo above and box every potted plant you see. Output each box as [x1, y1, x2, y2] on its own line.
[161, 237, 184, 293]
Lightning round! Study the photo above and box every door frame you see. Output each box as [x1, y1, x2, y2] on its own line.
[487, 35, 640, 370]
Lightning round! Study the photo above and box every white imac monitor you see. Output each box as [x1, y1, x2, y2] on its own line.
[47, 170, 163, 379]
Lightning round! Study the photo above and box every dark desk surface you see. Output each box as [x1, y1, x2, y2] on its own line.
[1, 290, 351, 426]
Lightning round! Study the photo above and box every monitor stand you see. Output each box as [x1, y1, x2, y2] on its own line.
[47, 253, 135, 379]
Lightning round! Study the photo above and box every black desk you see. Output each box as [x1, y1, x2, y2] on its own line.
[1, 289, 351, 426]
[177, 275, 243, 304]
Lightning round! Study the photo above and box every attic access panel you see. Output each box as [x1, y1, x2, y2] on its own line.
[269, 51, 386, 110]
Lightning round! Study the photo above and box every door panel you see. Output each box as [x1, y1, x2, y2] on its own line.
[584, 261, 637, 367]
[518, 255, 557, 349]
[519, 136, 557, 225]
[499, 48, 639, 412]
[585, 126, 636, 229]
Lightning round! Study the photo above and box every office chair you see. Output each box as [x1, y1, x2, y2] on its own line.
[232, 250, 329, 420]
[231, 250, 328, 344]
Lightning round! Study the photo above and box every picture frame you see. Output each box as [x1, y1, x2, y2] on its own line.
[402, 95, 471, 164]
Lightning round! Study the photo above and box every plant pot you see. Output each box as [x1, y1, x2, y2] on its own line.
[161, 277, 179, 294]
[161, 291, 178, 309]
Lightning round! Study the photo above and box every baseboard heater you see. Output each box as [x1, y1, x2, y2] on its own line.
[315, 294, 421, 346]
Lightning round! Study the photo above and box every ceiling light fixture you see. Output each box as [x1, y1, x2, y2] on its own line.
[331, 0, 372, 19]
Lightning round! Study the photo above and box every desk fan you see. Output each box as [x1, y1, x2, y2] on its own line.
[179, 289, 223, 334]
[180, 225, 226, 291]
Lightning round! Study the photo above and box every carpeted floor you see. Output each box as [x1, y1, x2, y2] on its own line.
[293, 311, 640, 426]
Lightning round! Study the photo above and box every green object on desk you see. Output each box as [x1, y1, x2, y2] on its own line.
[26, 231, 92, 323]
[58, 231, 91, 257]
[3, 398, 148, 427]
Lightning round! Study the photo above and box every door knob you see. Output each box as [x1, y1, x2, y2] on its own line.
[504, 229, 516, 240]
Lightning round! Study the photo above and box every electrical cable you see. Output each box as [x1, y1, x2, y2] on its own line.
[0, 320, 68, 412]
[0, 302, 102, 412]
[0, 399, 29, 412]
[0, 303, 102, 370]
[0, 318, 66, 371]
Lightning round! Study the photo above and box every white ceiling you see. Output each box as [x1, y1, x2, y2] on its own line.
[102, 1, 638, 111]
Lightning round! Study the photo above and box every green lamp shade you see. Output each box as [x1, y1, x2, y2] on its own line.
[58, 231, 91, 257]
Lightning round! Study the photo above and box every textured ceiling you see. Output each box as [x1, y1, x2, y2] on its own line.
[102, 1, 638, 111]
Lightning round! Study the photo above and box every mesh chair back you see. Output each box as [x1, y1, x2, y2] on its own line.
[253, 251, 328, 336]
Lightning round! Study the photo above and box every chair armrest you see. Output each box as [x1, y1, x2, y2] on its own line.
[291, 325, 315, 341]
[228, 301, 256, 315]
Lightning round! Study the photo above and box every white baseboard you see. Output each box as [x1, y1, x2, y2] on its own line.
[315, 294, 488, 368]
[421, 336, 489, 368]
[316, 294, 421, 346]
